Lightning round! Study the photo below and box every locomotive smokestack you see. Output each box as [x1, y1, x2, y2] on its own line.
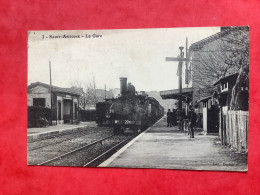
[120, 77, 127, 97]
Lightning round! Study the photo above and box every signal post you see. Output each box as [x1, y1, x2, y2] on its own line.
[166, 46, 188, 131]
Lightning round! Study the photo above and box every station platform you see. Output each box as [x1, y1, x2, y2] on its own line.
[99, 116, 247, 172]
[27, 121, 96, 141]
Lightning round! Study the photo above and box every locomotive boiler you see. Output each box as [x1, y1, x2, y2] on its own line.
[104, 77, 164, 134]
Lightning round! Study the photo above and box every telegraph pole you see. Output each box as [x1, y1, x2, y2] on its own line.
[184, 38, 189, 115]
[165, 42, 198, 130]
[178, 46, 184, 131]
[105, 84, 106, 99]
[49, 61, 53, 126]
[185, 38, 189, 87]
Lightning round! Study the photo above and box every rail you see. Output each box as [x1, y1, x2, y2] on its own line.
[37, 135, 114, 165]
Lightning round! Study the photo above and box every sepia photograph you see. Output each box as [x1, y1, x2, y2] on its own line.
[27, 27, 249, 171]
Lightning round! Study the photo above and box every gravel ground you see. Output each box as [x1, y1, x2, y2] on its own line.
[28, 126, 113, 151]
[27, 125, 114, 165]
[44, 135, 132, 167]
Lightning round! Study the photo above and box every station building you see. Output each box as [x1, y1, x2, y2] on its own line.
[28, 82, 81, 124]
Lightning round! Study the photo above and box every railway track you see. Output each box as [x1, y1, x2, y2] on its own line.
[28, 126, 112, 151]
[83, 135, 134, 167]
[27, 129, 87, 143]
[37, 134, 134, 167]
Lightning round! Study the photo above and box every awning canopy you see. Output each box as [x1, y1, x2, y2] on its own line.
[198, 95, 212, 103]
[160, 87, 193, 101]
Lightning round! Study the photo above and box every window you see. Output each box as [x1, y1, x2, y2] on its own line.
[33, 98, 45, 107]
[208, 100, 212, 109]
[221, 82, 228, 92]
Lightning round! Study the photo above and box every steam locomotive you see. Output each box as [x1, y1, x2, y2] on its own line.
[96, 78, 164, 134]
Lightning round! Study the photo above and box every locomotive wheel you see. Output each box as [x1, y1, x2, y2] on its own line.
[140, 123, 146, 131]
[121, 128, 125, 135]
[113, 126, 120, 135]
[120, 126, 125, 135]
[132, 126, 139, 134]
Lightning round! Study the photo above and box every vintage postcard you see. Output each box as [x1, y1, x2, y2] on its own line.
[27, 27, 249, 171]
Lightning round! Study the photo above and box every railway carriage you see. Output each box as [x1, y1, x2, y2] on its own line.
[96, 101, 113, 126]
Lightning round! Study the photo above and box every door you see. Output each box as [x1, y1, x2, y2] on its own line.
[70, 100, 73, 122]
[207, 105, 219, 133]
[58, 101, 61, 120]
[74, 103, 78, 118]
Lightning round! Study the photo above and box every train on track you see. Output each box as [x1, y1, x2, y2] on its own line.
[96, 77, 164, 134]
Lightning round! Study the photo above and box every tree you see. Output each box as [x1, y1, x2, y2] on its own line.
[70, 81, 87, 110]
[227, 27, 249, 110]
[86, 75, 98, 107]
[190, 26, 249, 107]
[71, 76, 99, 110]
[191, 29, 245, 88]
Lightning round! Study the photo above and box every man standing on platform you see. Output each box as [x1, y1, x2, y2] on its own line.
[188, 106, 197, 138]
[172, 109, 177, 126]
[167, 109, 172, 127]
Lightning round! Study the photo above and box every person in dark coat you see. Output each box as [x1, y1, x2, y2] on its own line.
[167, 109, 172, 127]
[188, 107, 197, 138]
[169, 110, 174, 127]
[172, 109, 177, 126]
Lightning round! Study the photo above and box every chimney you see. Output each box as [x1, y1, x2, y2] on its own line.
[120, 77, 127, 97]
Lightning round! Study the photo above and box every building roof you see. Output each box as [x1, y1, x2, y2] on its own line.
[160, 87, 193, 100]
[189, 26, 248, 51]
[28, 82, 81, 96]
[198, 95, 213, 102]
[213, 73, 238, 86]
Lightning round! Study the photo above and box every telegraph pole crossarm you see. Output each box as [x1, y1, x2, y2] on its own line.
[165, 39, 200, 131]
[165, 57, 189, 62]
[165, 46, 189, 131]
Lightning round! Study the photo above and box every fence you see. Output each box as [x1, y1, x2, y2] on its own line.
[225, 110, 248, 153]
[79, 110, 96, 121]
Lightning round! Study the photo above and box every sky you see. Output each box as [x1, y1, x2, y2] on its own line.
[28, 27, 220, 91]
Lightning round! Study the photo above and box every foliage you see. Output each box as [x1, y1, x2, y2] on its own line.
[192, 27, 249, 88]
[71, 76, 114, 110]
[27, 106, 52, 127]
[191, 27, 249, 110]
[227, 27, 249, 110]
[71, 76, 98, 110]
